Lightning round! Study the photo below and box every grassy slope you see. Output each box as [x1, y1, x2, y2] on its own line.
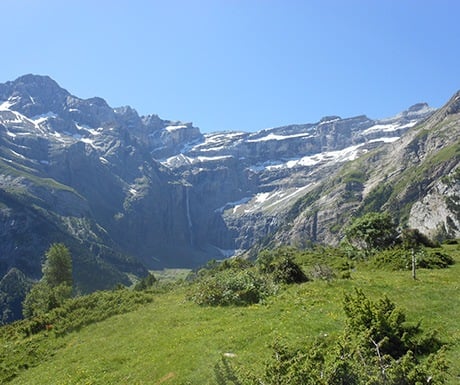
[6, 245, 460, 385]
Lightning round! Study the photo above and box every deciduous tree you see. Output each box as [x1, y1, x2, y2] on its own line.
[345, 212, 398, 253]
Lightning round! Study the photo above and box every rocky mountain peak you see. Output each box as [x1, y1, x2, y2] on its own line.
[407, 102, 430, 112]
[446, 90, 460, 115]
[9, 74, 66, 95]
[0, 74, 70, 117]
[320, 115, 341, 123]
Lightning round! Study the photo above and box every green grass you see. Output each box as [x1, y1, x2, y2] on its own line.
[0, 158, 79, 196]
[151, 268, 192, 283]
[3, 244, 460, 385]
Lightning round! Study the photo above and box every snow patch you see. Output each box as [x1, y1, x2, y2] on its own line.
[243, 186, 311, 213]
[0, 97, 20, 110]
[75, 123, 103, 136]
[255, 192, 271, 204]
[162, 153, 232, 168]
[363, 120, 417, 135]
[369, 137, 400, 144]
[0, 101, 13, 111]
[191, 132, 246, 152]
[9, 149, 26, 159]
[247, 132, 312, 143]
[215, 197, 251, 214]
[31, 112, 58, 125]
[267, 144, 365, 170]
[80, 137, 102, 149]
[196, 155, 232, 162]
[262, 186, 310, 211]
[248, 160, 283, 172]
[319, 117, 341, 125]
[165, 125, 187, 132]
[0, 110, 25, 124]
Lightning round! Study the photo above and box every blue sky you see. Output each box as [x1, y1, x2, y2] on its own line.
[2, 0, 459, 132]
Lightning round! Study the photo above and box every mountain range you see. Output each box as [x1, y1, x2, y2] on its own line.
[0, 74, 459, 322]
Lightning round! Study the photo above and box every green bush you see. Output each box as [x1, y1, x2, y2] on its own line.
[189, 269, 273, 306]
[22, 282, 72, 318]
[256, 249, 308, 284]
[372, 247, 411, 270]
[418, 249, 454, 269]
[48, 288, 154, 335]
[271, 257, 308, 284]
[18, 288, 154, 337]
[372, 247, 454, 270]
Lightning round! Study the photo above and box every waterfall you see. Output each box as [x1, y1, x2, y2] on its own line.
[185, 186, 194, 247]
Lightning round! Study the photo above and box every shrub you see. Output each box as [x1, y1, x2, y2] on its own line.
[372, 247, 454, 270]
[47, 288, 154, 335]
[256, 249, 308, 284]
[418, 249, 454, 269]
[190, 258, 254, 282]
[22, 282, 71, 318]
[271, 257, 308, 284]
[189, 269, 273, 306]
[372, 247, 411, 270]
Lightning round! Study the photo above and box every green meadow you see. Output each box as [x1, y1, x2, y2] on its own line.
[2, 243, 459, 385]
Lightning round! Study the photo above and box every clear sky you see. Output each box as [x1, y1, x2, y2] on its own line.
[1, 0, 459, 132]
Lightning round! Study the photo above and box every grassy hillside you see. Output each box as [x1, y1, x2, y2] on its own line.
[2, 243, 459, 385]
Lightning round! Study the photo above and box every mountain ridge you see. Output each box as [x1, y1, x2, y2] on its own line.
[0, 74, 458, 322]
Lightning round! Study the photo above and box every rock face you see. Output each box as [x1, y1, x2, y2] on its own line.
[268, 92, 460, 249]
[408, 180, 460, 239]
[0, 74, 458, 310]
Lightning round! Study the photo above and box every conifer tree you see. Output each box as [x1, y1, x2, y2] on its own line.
[42, 243, 73, 288]
[23, 243, 73, 318]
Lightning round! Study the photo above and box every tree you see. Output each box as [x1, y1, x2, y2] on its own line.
[0, 268, 33, 324]
[401, 228, 438, 249]
[134, 273, 157, 291]
[345, 212, 398, 254]
[23, 243, 73, 318]
[42, 243, 73, 288]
